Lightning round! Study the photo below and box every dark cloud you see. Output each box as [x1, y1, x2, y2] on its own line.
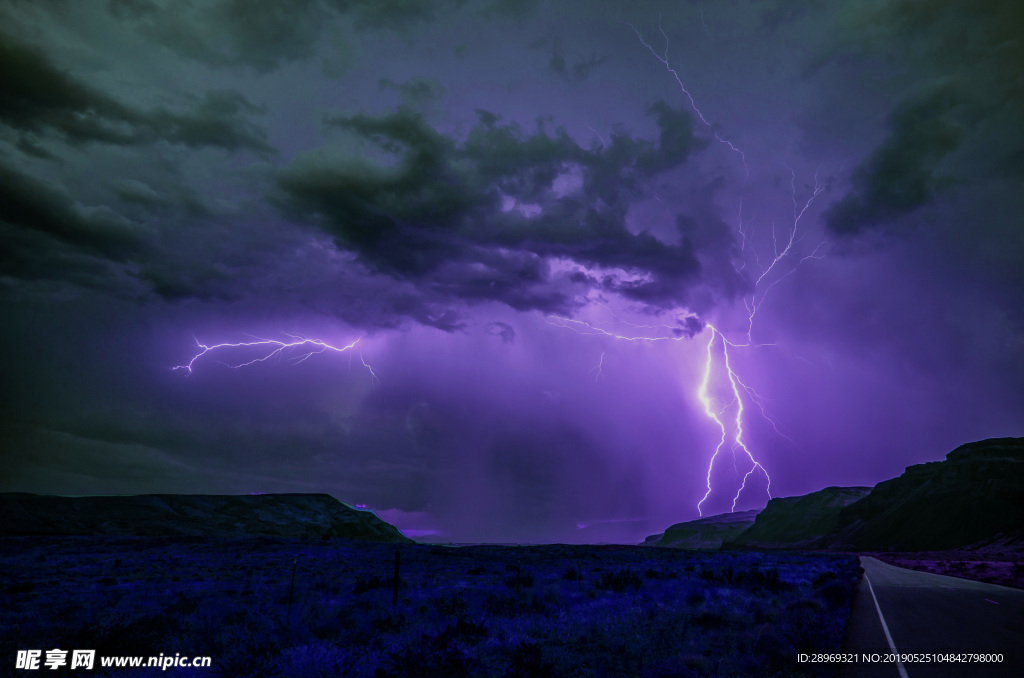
[2, 0, 1022, 544]
[825, 85, 963, 235]
[331, 0, 466, 32]
[106, 0, 158, 20]
[0, 163, 147, 262]
[150, 90, 273, 154]
[0, 161, 159, 298]
[379, 77, 446, 108]
[823, 0, 1023, 235]
[108, 0, 323, 73]
[14, 136, 59, 161]
[276, 103, 723, 319]
[486, 321, 516, 343]
[758, 0, 826, 30]
[112, 179, 166, 207]
[674, 315, 705, 338]
[136, 261, 235, 303]
[213, 0, 324, 69]
[479, 0, 538, 20]
[0, 34, 140, 144]
[0, 35, 273, 154]
[110, 0, 466, 74]
[548, 44, 608, 85]
[0, 225, 142, 298]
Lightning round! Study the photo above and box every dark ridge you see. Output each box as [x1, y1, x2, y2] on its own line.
[642, 509, 760, 549]
[0, 493, 412, 542]
[823, 437, 1024, 551]
[725, 486, 871, 549]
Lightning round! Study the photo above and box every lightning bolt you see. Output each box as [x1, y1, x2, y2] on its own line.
[742, 165, 827, 343]
[360, 352, 382, 386]
[626, 16, 748, 175]
[696, 325, 771, 516]
[589, 351, 606, 382]
[699, 3, 711, 38]
[687, 163, 825, 512]
[545, 17, 832, 516]
[551, 312, 773, 516]
[173, 334, 379, 382]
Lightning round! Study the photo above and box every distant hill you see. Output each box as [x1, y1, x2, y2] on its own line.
[642, 509, 760, 549]
[822, 437, 1024, 551]
[726, 486, 871, 549]
[0, 493, 412, 542]
[646, 438, 1024, 553]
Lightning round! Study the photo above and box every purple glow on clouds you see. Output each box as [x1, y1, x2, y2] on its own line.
[1, 1, 1022, 544]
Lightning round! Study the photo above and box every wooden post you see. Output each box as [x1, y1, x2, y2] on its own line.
[287, 557, 297, 619]
[577, 562, 581, 592]
[392, 550, 400, 607]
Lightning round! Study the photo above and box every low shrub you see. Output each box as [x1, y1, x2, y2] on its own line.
[596, 568, 642, 592]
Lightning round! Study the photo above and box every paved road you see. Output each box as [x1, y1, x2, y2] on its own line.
[841, 556, 1024, 678]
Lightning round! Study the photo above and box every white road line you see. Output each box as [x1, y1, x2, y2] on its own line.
[865, 574, 909, 678]
[984, 598, 999, 605]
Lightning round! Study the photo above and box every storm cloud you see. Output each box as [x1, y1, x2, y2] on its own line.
[1, 0, 1020, 543]
[276, 102, 722, 315]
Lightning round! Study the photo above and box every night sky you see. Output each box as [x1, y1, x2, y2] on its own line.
[2, 0, 1022, 544]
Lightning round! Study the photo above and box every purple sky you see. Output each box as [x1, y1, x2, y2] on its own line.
[2, 0, 1022, 543]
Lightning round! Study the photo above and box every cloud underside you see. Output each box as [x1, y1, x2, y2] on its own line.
[1, 22, 746, 325]
[825, 85, 963, 235]
[11, 0, 1019, 334]
[107, 0, 538, 73]
[0, 36, 273, 154]
[276, 103, 744, 323]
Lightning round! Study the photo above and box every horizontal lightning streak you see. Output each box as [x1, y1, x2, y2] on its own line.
[173, 335, 362, 375]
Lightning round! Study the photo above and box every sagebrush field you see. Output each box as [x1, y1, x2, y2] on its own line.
[2, 537, 860, 677]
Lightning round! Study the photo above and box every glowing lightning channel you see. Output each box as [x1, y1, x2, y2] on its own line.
[626, 16, 748, 175]
[173, 334, 362, 375]
[550, 314, 773, 515]
[696, 327, 730, 517]
[545, 19, 831, 516]
[695, 325, 771, 515]
[699, 4, 711, 38]
[742, 166, 827, 343]
[360, 353, 382, 386]
[589, 351, 606, 382]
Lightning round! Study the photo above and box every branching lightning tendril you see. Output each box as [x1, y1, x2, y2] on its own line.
[626, 16, 748, 176]
[548, 17, 828, 515]
[173, 334, 379, 384]
[173, 13, 825, 521]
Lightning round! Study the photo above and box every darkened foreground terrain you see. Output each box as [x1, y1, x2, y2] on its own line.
[0, 493, 410, 542]
[1, 537, 859, 677]
[643, 509, 761, 549]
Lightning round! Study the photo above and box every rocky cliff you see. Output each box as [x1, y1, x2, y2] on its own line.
[0, 493, 412, 542]
[643, 509, 760, 549]
[823, 437, 1024, 551]
[726, 486, 871, 548]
